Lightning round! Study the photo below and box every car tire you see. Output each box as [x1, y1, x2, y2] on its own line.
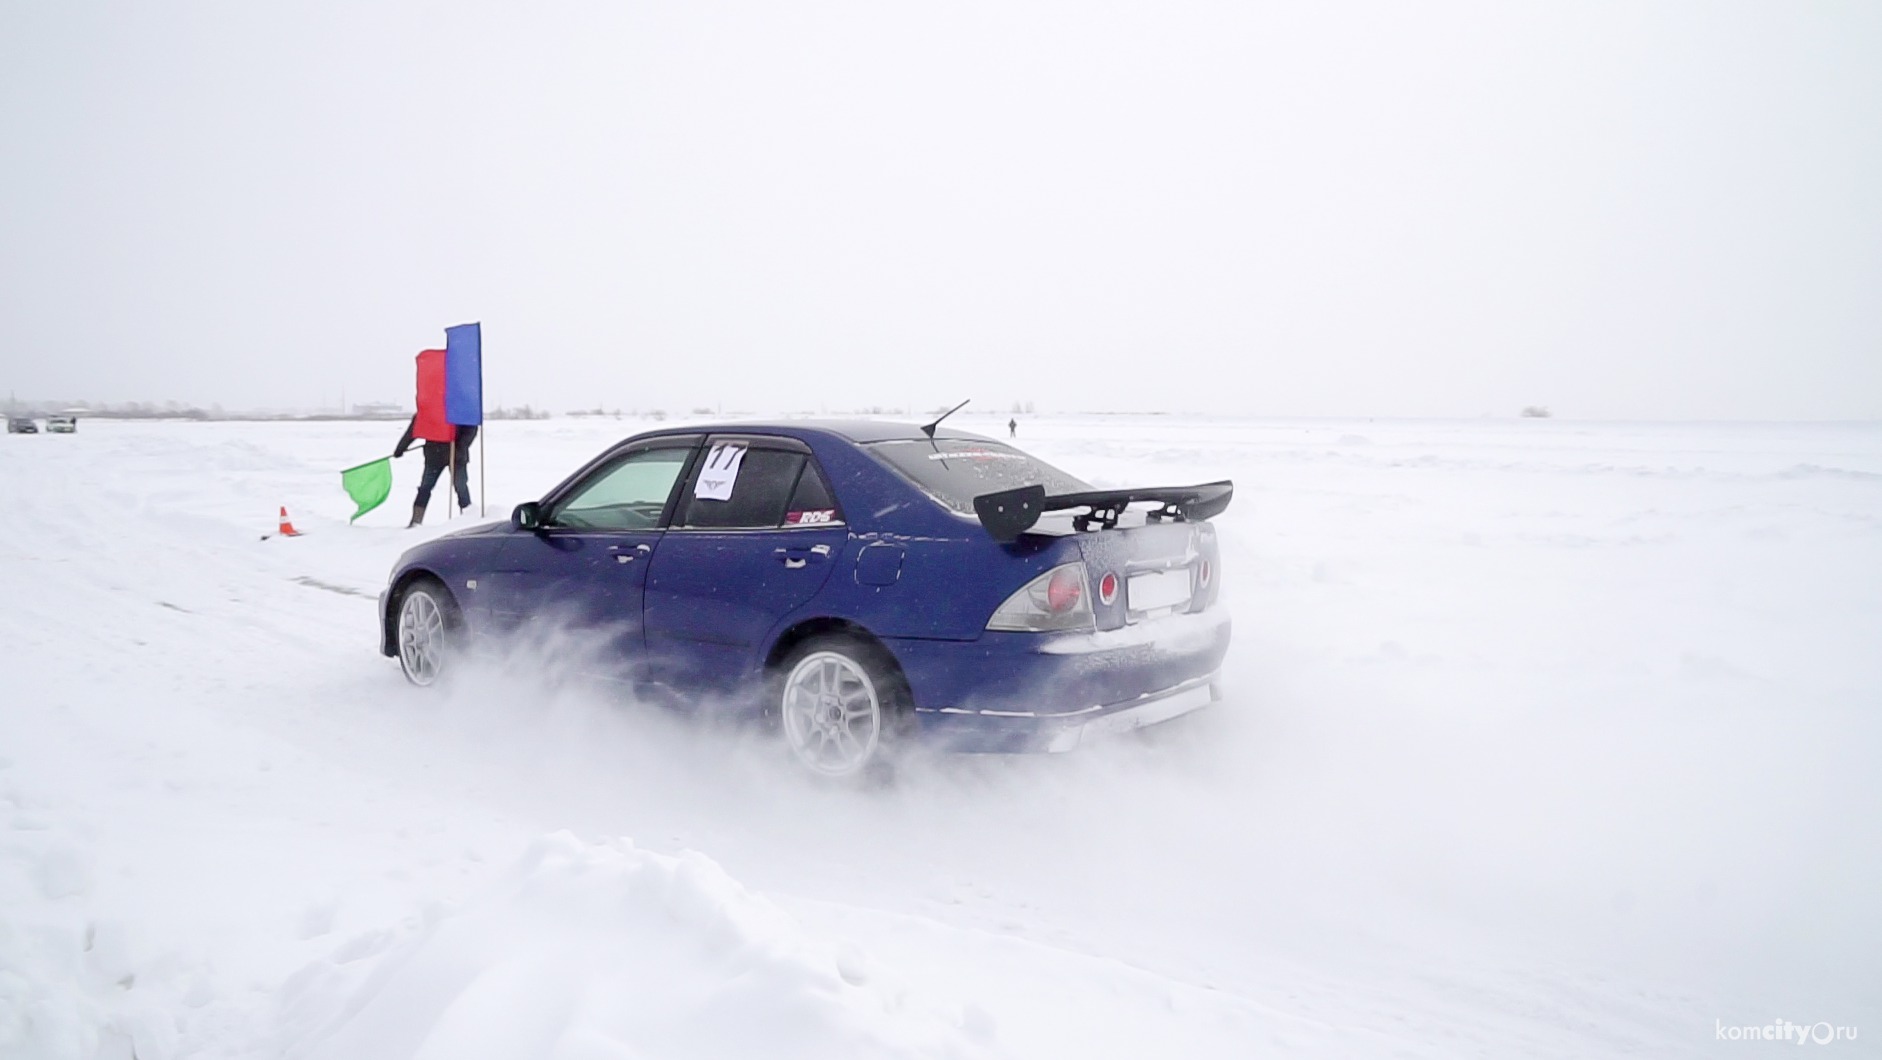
[395, 577, 458, 687]
[774, 635, 909, 780]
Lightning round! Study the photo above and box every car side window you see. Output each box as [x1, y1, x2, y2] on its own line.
[678, 448, 808, 529]
[549, 447, 691, 530]
[783, 461, 843, 526]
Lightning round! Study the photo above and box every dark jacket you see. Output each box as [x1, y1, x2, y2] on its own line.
[395, 417, 476, 470]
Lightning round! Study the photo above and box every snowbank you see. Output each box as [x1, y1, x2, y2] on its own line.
[277, 832, 995, 1060]
[0, 823, 176, 1060]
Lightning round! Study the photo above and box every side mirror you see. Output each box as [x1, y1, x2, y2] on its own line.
[511, 502, 543, 530]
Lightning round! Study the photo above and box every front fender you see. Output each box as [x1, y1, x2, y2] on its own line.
[378, 524, 511, 656]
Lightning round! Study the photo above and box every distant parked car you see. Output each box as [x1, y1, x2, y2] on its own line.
[45, 416, 76, 434]
[6, 416, 37, 434]
[379, 420, 1234, 777]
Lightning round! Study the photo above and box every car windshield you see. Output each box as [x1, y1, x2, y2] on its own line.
[864, 438, 1092, 516]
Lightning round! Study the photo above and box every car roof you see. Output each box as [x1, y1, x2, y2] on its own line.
[635, 419, 997, 445]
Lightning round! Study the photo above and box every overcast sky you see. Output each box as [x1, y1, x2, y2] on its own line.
[3, 1, 1878, 419]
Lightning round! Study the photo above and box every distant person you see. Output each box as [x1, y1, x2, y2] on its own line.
[1008, 417, 1017, 438]
[394, 416, 478, 526]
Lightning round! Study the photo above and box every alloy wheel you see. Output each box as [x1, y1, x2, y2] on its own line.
[397, 588, 448, 686]
[780, 650, 882, 776]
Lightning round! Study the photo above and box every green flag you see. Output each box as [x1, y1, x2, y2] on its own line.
[340, 457, 393, 523]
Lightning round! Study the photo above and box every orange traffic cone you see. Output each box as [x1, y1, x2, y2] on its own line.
[277, 506, 303, 537]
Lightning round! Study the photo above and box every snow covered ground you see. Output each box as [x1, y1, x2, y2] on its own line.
[2, 413, 1877, 1058]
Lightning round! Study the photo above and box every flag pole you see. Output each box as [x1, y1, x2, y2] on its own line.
[479, 334, 487, 518]
[448, 439, 456, 520]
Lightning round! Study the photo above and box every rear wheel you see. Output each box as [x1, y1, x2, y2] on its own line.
[396, 579, 457, 686]
[776, 637, 907, 778]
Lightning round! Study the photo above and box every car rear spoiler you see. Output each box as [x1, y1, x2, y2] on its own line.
[972, 480, 1234, 542]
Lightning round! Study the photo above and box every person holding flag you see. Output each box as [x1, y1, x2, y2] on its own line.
[338, 324, 484, 528]
[394, 329, 483, 526]
[393, 414, 476, 526]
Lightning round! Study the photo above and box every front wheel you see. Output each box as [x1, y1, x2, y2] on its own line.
[776, 637, 907, 778]
[396, 579, 456, 686]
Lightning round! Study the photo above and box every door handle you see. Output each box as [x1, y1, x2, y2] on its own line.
[610, 542, 653, 564]
[775, 545, 824, 570]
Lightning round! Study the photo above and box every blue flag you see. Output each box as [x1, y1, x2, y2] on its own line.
[445, 322, 483, 426]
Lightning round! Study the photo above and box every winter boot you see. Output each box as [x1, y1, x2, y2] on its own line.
[407, 503, 425, 528]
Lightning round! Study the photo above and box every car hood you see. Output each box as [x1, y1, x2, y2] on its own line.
[393, 519, 510, 570]
[433, 519, 511, 541]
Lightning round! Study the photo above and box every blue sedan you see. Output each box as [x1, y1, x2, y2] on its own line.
[379, 420, 1233, 776]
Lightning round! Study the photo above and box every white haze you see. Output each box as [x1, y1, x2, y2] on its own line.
[3, 1, 1881, 419]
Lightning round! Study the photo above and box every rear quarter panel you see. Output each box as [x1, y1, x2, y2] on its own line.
[798, 435, 1081, 642]
[815, 531, 1075, 640]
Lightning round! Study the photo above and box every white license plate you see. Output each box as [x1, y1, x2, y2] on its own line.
[1127, 569, 1191, 615]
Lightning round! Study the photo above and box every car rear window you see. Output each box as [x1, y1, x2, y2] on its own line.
[864, 439, 1092, 516]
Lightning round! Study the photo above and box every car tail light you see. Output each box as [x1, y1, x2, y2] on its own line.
[1198, 559, 1213, 588]
[1046, 567, 1083, 611]
[1097, 571, 1118, 606]
[987, 562, 1096, 632]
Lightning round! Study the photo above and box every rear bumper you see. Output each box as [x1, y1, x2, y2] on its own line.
[915, 671, 1221, 753]
[886, 611, 1231, 753]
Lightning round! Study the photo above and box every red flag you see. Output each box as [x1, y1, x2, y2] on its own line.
[413, 349, 455, 443]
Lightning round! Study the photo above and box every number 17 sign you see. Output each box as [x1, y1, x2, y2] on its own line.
[694, 442, 747, 501]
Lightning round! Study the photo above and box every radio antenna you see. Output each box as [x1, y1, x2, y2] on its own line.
[920, 398, 971, 439]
